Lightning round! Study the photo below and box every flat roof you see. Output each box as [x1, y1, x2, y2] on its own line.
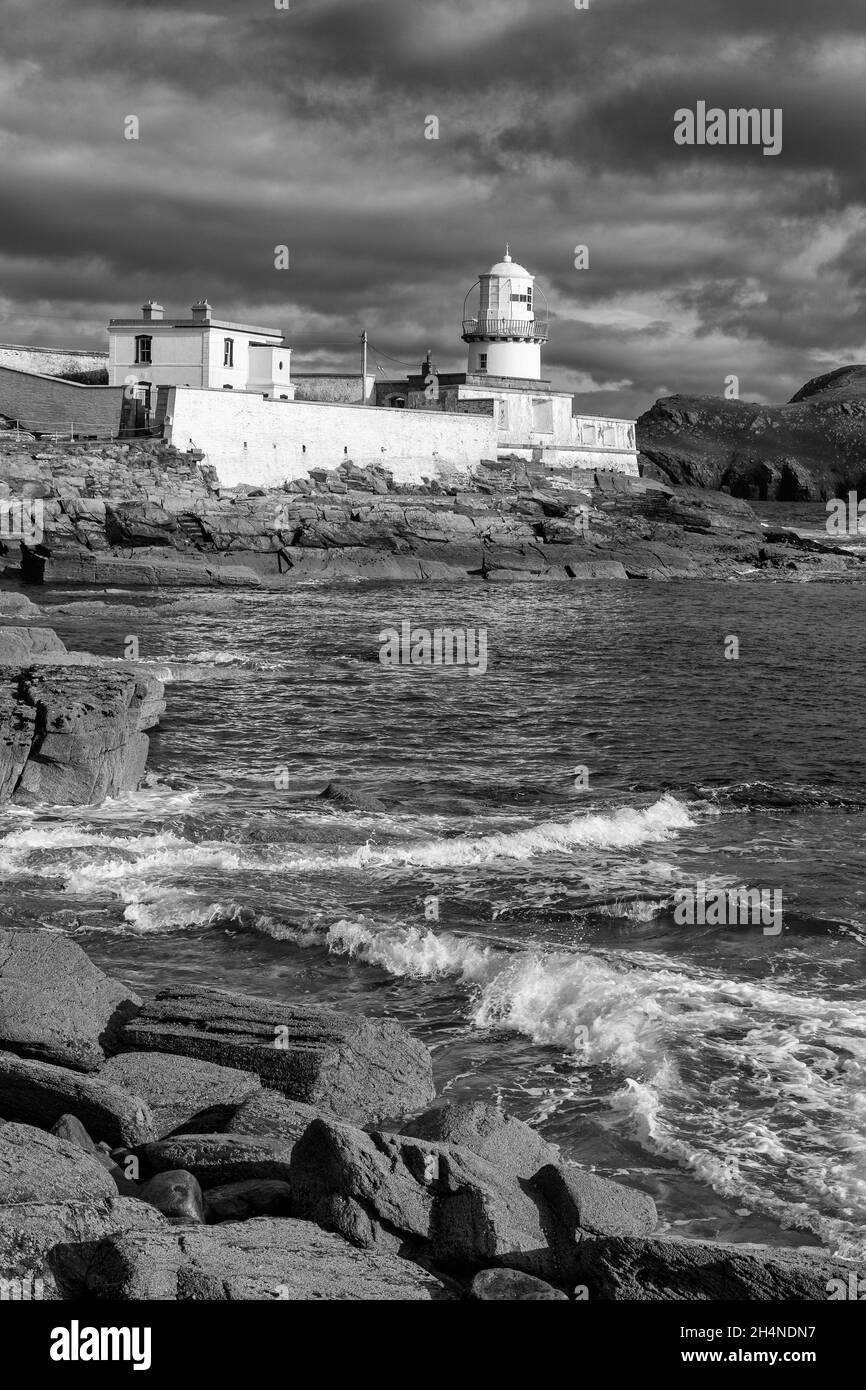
[108, 318, 284, 337]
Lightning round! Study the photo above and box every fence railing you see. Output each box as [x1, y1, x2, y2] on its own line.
[1, 419, 158, 441]
[462, 316, 549, 340]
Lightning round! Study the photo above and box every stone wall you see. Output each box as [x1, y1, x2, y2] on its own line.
[0, 366, 124, 437]
[164, 387, 501, 487]
[0, 344, 108, 382]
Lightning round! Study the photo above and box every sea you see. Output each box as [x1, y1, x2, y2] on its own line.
[2, 571, 865, 1259]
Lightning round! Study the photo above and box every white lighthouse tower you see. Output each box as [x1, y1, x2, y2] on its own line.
[461, 247, 548, 379]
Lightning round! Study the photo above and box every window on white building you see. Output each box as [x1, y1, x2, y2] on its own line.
[224, 338, 234, 368]
[478, 353, 488, 371]
[135, 335, 152, 365]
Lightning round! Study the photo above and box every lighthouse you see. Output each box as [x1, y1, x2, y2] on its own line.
[461, 247, 548, 379]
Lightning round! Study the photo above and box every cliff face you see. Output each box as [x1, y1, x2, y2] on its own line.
[637, 367, 866, 501]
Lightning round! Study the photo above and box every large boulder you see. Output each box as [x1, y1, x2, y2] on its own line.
[0, 1197, 169, 1298]
[99, 1051, 262, 1138]
[0, 1051, 154, 1146]
[120, 985, 434, 1124]
[400, 1101, 559, 1179]
[0, 666, 164, 806]
[0, 1122, 116, 1205]
[531, 1163, 657, 1240]
[0, 930, 140, 1070]
[84, 1217, 455, 1300]
[577, 1236, 861, 1301]
[290, 1115, 555, 1279]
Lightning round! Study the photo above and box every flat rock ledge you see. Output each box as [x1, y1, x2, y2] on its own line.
[0, 931, 859, 1301]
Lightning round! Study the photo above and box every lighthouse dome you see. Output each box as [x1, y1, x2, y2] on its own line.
[487, 250, 531, 277]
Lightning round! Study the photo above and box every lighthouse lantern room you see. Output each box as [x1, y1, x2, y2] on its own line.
[461, 247, 548, 379]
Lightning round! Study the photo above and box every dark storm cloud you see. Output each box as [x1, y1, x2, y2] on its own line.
[0, 0, 864, 414]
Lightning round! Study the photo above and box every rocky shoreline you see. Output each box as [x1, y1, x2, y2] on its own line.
[2, 428, 864, 587]
[0, 929, 856, 1301]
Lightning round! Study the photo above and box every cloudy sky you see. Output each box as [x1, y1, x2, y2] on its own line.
[1, 0, 864, 417]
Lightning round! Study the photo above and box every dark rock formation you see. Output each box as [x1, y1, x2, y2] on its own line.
[204, 1179, 293, 1223]
[134, 1133, 296, 1189]
[120, 985, 434, 1124]
[0, 1197, 169, 1299]
[223, 1090, 321, 1140]
[400, 1100, 560, 1178]
[637, 369, 866, 500]
[139, 1170, 206, 1225]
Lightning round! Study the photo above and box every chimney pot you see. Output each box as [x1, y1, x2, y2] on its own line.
[142, 301, 164, 321]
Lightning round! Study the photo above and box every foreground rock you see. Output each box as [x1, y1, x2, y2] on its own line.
[0, 665, 164, 805]
[470, 1268, 569, 1301]
[139, 1170, 206, 1225]
[0, 1198, 169, 1298]
[100, 1051, 262, 1138]
[85, 1217, 455, 1300]
[290, 1112, 656, 1283]
[121, 985, 434, 1124]
[0, 1122, 116, 1204]
[0, 930, 140, 1070]
[401, 1100, 560, 1178]
[0, 1051, 154, 1146]
[577, 1235, 862, 1301]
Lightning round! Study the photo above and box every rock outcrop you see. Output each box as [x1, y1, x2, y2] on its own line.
[0, 664, 164, 805]
[637, 367, 866, 501]
[120, 984, 434, 1124]
[3, 433, 860, 586]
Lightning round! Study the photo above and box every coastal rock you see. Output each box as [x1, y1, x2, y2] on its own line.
[319, 780, 387, 812]
[0, 930, 141, 1070]
[204, 1179, 293, 1223]
[99, 1050, 263, 1138]
[576, 1235, 862, 1301]
[0, 666, 164, 806]
[400, 1101, 560, 1179]
[120, 984, 434, 1124]
[470, 1268, 569, 1301]
[0, 591, 41, 618]
[0, 1121, 116, 1204]
[84, 1217, 455, 1300]
[637, 372, 866, 499]
[0, 1051, 155, 1146]
[531, 1162, 658, 1240]
[0, 626, 67, 663]
[0, 1197, 169, 1299]
[291, 1115, 555, 1278]
[223, 1090, 321, 1141]
[139, 1170, 206, 1225]
[135, 1133, 296, 1189]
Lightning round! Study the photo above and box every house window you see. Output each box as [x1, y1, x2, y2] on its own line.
[478, 353, 488, 371]
[527, 288, 532, 310]
[135, 335, 152, 365]
[223, 338, 234, 367]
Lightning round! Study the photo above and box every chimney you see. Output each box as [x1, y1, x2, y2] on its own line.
[141, 301, 164, 321]
[191, 299, 212, 322]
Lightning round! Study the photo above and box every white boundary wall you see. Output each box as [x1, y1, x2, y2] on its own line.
[165, 387, 500, 486]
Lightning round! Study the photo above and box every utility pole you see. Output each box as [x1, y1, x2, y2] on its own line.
[361, 330, 368, 405]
